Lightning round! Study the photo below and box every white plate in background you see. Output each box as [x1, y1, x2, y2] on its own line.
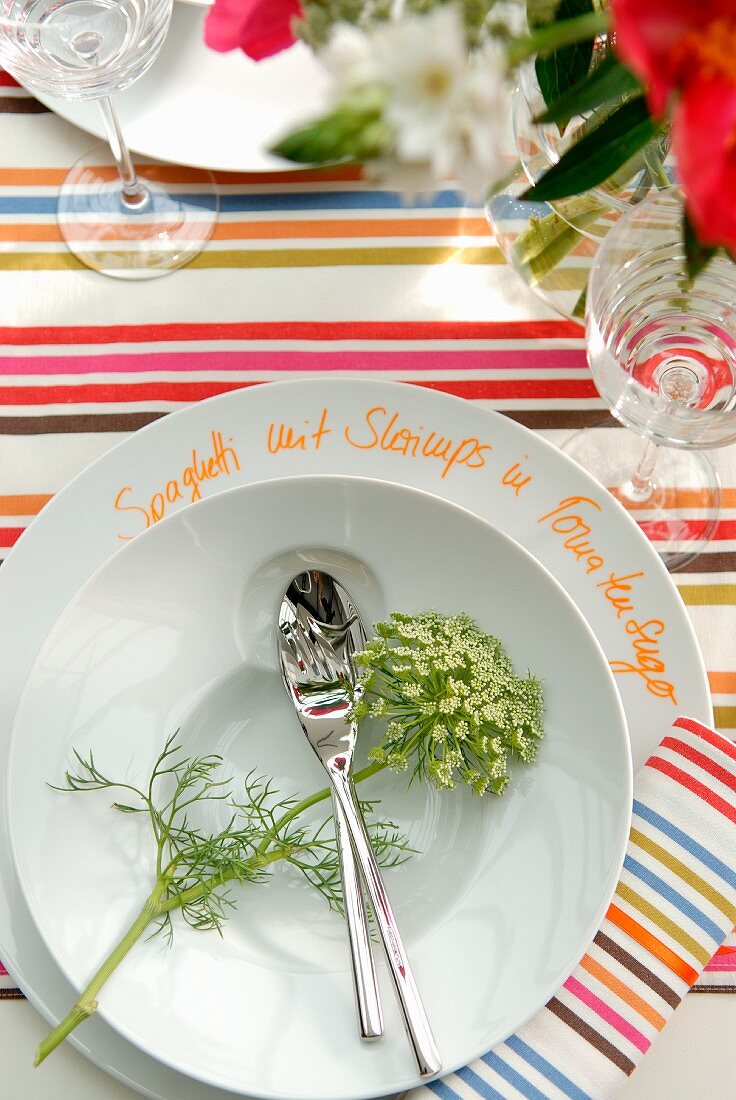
[33, 5, 330, 173]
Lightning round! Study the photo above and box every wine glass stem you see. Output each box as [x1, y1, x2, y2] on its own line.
[96, 97, 149, 209]
[622, 437, 660, 504]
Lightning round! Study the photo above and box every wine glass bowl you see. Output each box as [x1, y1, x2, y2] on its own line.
[0, 0, 172, 98]
[0, 0, 217, 278]
[564, 188, 736, 570]
[587, 222, 736, 450]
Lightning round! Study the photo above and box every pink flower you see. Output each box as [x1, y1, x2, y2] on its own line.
[612, 0, 736, 255]
[205, 0, 303, 60]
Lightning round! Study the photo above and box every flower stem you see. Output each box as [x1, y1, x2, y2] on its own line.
[35, 879, 167, 1066]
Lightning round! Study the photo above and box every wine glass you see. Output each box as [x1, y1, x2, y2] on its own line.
[562, 188, 736, 571]
[0, 0, 218, 278]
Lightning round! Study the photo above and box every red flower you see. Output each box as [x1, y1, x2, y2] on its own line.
[612, 0, 736, 256]
[205, 0, 303, 60]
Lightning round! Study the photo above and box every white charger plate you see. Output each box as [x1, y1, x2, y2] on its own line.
[34, 5, 331, 173]
[0, 378, 712, 1100]
[7, 475, 632, 1099]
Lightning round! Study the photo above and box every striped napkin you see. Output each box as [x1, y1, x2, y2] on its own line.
[406, 716, 736, 1100]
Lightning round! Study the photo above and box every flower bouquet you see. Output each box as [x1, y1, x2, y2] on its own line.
[204, 0, 735, 293]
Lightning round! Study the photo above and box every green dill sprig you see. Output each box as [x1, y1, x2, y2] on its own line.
[352, 611, 544, 795]
[36, 736, 409, 1065]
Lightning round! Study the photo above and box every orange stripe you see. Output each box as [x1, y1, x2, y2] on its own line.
[709, 671, 736, 694]
[219, 216, 487, 239]
[0, 216, 488, 244]
[715, 944, 736, 956]
[606, 903, 699, 985]
[608, 486, 736, 509]
[0, 493, 52, 515]
[580, 954, 666, 1029]
[0, 166, 365, 187]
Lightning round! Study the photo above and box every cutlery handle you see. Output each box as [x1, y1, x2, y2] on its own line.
[332, 792, 384, 1040]
[330, 768, 442, 1078]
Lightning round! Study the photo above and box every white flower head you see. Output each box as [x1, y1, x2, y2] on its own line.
[322, 23, 381, 92]
[322, 5, 512, 198]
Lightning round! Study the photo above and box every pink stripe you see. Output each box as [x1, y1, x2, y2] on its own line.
[564, 975, 651, 1053]
[0, 961, 7, 975]
[0, 348, 587, 376]
[704, 955, 736, 971]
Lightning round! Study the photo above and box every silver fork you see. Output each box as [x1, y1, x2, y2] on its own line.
[277, 573, 383, 1042]
[278, 574, 441, 1077]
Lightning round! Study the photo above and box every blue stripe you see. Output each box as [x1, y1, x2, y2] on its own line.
[633, 799, 736, 891]
[455, 1063, 506, 1099]
[623, 854, 723, 942]
[219, 190, 467, 212]
[481, 1050, 548, 1100]
[427, 1079, 464, 1100]
[504, 1035, 592, 1100]
[0, 190, 468, 216]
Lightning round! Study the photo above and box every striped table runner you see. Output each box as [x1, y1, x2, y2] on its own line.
[406, 717, 736, 1100]
[0, 74, 734, 1002]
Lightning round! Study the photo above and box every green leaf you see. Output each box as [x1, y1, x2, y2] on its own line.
[531, 0, 595, 109]
[683, 208, 718, 284]
[271, 107, 389, 166]
[522, 97, 657, 202]
[535, 53, 643, 126]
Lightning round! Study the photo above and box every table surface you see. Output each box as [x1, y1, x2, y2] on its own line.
[1, 26, 735, 1099]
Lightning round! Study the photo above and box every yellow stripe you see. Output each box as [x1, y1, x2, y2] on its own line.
[615, 882, 711, 966]
[0, 246, 504, 272]
[192, 246, 504, 268]
[714, 706, 736, 729]
[0, 252, 81, 270]
[630, 827, 736, 924]
[677, 584, 736, 606]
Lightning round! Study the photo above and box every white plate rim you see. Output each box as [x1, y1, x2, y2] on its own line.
[0, 376, 713, 1100]
[6, 472, 634, 1099]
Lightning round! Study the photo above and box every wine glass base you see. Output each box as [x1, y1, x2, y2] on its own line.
[561, 426, 721, 572]
[57, 145, 219, 280]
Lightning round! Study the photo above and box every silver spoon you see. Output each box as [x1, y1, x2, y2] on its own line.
[277, 570, 383, 1041]
[278, 571, 441, 1077]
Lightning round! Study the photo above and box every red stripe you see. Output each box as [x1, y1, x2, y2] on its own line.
[0, 381, 255, 405]
[0, 320, 584, 345]
[0, 378, 599, 405]
[648, 756, 736, 825]
[674, 718, 736, 764]
[0, 72, 20, 88]
[661, 735, 736, 795]
[0, 528, 23, 547]
[410, 379, 596, 399]
[639, 518, 736, 541]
